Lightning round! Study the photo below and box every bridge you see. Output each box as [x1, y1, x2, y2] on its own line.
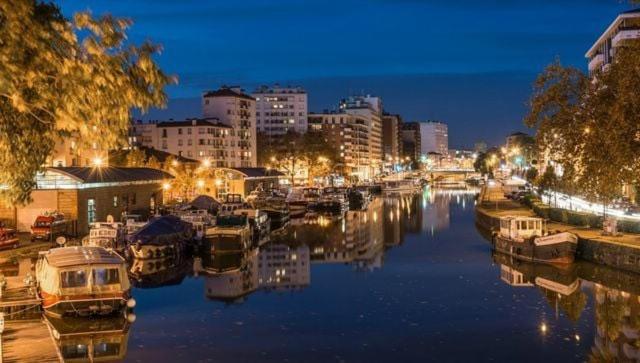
[423, 168, 480, 182]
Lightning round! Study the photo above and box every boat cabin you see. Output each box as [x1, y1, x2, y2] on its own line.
[36, 246, 132, 316]
[86, 221, 126, 251]
[499, 216, 545, 241]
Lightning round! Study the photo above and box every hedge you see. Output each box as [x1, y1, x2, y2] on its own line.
[617, 219, 640, 234]
[531, 203, 603, 228]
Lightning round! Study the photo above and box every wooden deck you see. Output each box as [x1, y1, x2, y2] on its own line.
[2, 320, 59, 362]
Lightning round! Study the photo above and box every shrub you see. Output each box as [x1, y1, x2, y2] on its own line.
[617, 219, 640, 234]
[587, 215, 603, 229]
[533, 204, 550, 219]
[567, 211, 591, 227]
[549, 208, 568, 224]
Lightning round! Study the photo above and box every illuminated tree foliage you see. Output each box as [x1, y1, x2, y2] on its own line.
[0, 1, 174, 204]
[525, 38, 640, 205]
[257, 131, 338, 185]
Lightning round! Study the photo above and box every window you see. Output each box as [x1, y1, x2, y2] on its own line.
[61, 270, 87, 288]
[178, 139, 183, 146]
[162, 129, 167, 138]
[113, 196, 118, 207]
[87, 199, 96, 224]
[178, 128, 183, 135]
[187, 128, 192, 135]
[188, 139, 192, 146]
[93, 268, 120, 285]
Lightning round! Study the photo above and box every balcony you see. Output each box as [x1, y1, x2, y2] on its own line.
[612, 28, 640, 47]
[588, 54, 604, 72]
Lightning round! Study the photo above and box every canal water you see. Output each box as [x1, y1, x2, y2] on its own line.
[115, 187, 639, 363]
[10, 187, 640, 362]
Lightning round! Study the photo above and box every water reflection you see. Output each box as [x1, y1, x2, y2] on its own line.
[8, 186, 640, 361]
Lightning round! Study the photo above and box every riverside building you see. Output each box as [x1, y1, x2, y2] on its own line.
[253, 84, 308, 136]
[586, 9, 640, 74]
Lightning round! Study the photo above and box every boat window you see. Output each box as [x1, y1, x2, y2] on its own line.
[93, 268, 120, 285]
[94, 341, 122, 357]
[34, 220, 51, 227]
[62, 344, 89, 359]
[528, 221, 535, 230]
[60, 270, 87, 288]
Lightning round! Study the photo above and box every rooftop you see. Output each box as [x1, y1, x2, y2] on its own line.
[586, 8, 640, 57]
[232, 167, 284, 178]
[47, 167, 173, 184]
[43, 246, 124, 268]
[203, 87, 255, 101]
[110, 146, 199, 165]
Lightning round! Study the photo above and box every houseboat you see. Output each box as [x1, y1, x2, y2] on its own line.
[348, 188, 370, 210]
[233, 208, 271, 246]
[218, 194, 248, 216]
[205, 214, 252, 254]
[323, 187, 350, 210]
[286, 188, 309, 218]
[127, 215, 194, 259]
[257, 198, 290, 230]
[310, 194, 346, 215]
[31, 212, 66, 241]
[176, 209, 214, 241]
[36, 246, 134, 317]
[0, 223, 19, 249]
[492, 216, 578, 264]
[83, 217, 126, 252]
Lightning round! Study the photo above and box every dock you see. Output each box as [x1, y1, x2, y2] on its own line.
[2, 319, 59, 362]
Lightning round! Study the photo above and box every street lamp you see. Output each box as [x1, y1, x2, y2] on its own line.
[92, 157, 103, 167]
[202, 159, 211, 168]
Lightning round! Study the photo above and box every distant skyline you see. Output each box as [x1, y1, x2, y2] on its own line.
[59, 0, 632, 148]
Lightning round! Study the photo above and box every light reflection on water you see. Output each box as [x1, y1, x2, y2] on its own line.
[4, 186, 640, 362]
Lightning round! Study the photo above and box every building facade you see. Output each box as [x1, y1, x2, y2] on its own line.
[419, 121, 449, 157]
[47, 134, 109, 168]
[340, 95, 383, 168]
[253, 84, 308, 136]
[401, 122, 421, 162]
[586, 9, 640, 75]
[382, 113, 403, 165]
[308, 112, 375, 181]
[132, 118, 236, 167]
[202, 87, 257, 167]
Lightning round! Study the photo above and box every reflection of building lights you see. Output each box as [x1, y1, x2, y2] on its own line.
[540, 323, 547, 334]
[574, 334, 580, 341]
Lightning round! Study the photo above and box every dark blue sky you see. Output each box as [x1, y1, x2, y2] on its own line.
[59, 0, 631, 147]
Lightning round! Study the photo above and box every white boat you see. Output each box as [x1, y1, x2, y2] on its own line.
[286, 188, 309, 218]
[84, 217, 127, 252]
[493, 216, 578, 264]
[176, 209, 214, 241]
[232, 208, 271, 246]
[205, 214, 252, 254]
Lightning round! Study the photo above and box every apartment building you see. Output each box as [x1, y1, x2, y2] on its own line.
[202, 86, 257, 167]
[340, 95, 383, 167]
[132, 118, 235, 167]
[382, 113, 403, 164]
[47, 133, 109, 168]
[308, 111, 375, 180]
[586, 8, 640, 74]
[253, 84, 308, 136]
[419, 121, 449, 156]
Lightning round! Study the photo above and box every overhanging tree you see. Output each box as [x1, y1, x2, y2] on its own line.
[0, 1, 174, 204]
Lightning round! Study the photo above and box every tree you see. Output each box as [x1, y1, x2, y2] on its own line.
[0, 1, 174, 204]
[124, 148, 147, 167]
[473, 148, 499, 177]
[258, 131, 337, 185]
[537, 165, 558, 198]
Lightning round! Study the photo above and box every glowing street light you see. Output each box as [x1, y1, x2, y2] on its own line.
[162, 182, 171, 191]
[92, 157, 103, 167]
[197, 179, 205, 188]
[172, 160, 179, 167]
[202, 159, 211, 168]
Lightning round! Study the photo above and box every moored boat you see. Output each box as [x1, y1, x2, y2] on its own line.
[492, 216, 578, 265]
[83, 217, 126, 252]
[36, 246, 135, 317]
[286, 188, 308, 218]
[218, 194, 248, 216]
[380, 179, 419, 195]
[127, 215, 193, 259]
[205, 214, 252, 254]
[233, 208, 271, 247]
